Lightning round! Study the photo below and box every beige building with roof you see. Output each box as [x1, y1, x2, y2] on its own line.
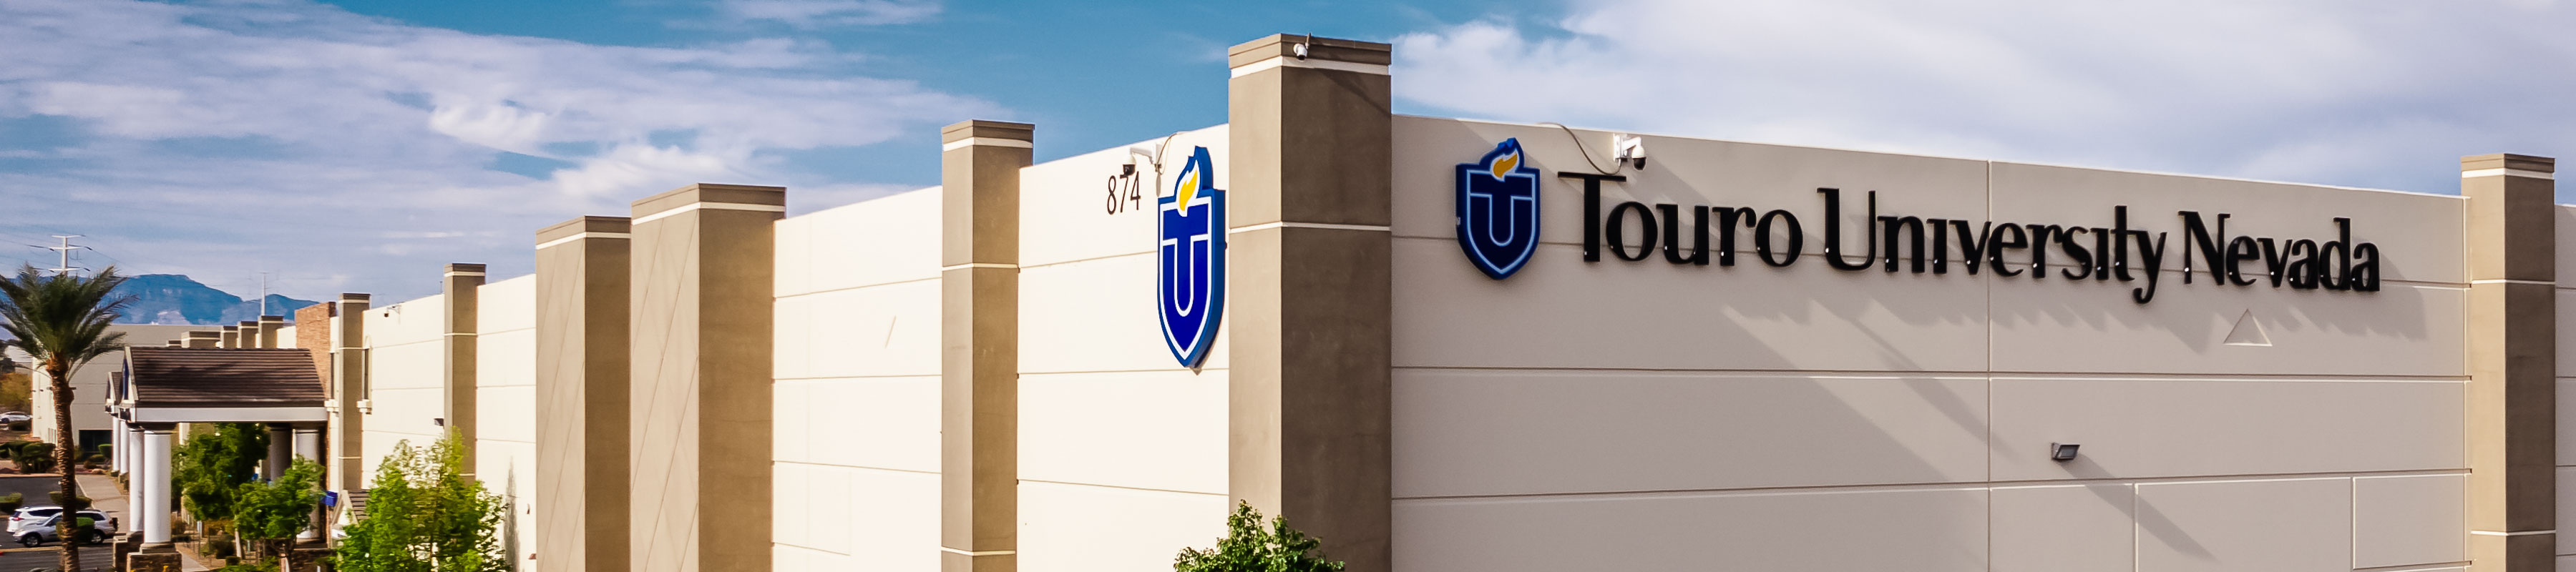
[261, 33, 2573, 572]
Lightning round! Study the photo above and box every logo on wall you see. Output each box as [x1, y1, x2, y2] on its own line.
[1457, 138, 1543, 280]
[1158, 146, 1226, 367]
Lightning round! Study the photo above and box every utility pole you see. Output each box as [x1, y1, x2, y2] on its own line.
[258, 271, 270, 315]
[42, 235, 85, 275]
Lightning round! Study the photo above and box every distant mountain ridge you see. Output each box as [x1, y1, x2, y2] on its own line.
[111, 274, 318, 325]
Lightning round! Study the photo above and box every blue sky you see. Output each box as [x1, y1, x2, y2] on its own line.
[1, 0, 2570, 301]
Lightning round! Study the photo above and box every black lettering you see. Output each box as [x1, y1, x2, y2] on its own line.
[2318, 217, 2351, 290]
[2177, 212, 2230, 284]
[2285, 239, 2320, 290]
[1714, 207, 1750, 267]
[1606, 202, 1657, 262]
[1880, 215, 1927, 273]
[2025, 225, 2058, 279]
[1929, 219, 1951, 274]
[2132, 232, 2167, 304]
[1757, 209, 1802, 267]
[2058, 227, 2094, 280]
[2092, 227, 2112, 281]
[2258, 238, 2288, 287]
[1948, 220, 1994, 275]
[1989, 224, 2029, 277]
[1820, 188, 1878, 271]
[2225, 237, 2260, 286]
[2351, 242, 2381, 292]
[1659, 204, 1710, 265]
[2111, 206, 2135, 281]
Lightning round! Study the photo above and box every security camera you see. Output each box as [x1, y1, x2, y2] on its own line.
[1125, 144, 1163, 177]
[1614, 134, 1646, 170]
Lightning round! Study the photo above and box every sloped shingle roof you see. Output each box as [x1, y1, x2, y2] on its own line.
[127, 347, 326, 408]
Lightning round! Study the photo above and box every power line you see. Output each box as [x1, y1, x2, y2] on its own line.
[42, 235, 89, 275]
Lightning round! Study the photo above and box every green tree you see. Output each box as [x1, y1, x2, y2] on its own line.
[175, 423, 269, 522]
[0, 264, 132, 572]
[1173, 502, 1347, 572]
[11, 440, 53, 473]
[333, 433, 507, 572]
[236, 458, 322, 561]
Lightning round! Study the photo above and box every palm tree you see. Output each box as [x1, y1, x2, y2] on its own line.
[0, 265, 132, 572]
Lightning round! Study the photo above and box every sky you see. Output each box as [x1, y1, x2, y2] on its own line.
[1, 0, 2570, 301]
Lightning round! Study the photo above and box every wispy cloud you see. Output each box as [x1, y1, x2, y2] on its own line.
[712, 0, 941, 29]
[0, 0, 995, 300]
[1392, 0, 2576, 195]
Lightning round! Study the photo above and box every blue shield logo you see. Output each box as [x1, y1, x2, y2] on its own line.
[1458, 138, 1543, 279]
[1158, 146, 1226, 367]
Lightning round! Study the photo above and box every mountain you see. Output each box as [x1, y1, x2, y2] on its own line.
[111, 274, 318, 325]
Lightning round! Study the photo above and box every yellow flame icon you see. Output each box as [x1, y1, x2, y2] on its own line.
[1174, 167, 1200, 207]
[1489, 147, 1521, 179]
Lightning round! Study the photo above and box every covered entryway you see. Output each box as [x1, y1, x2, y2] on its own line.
[106, 346, 327, 556]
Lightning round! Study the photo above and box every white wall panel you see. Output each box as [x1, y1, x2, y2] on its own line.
[1393, 487, 1988, 572]
[1992, 484, 2134, 572]
[1018, 254, 1230, 373]
[774, 281, 940, 380]
[2135, 478, 2351, 572]
[775, 188, 941, 297]
[1018, 482, 1224, 572]
[2353, 474, 2464, 568]
[1018, 370, 1226, 495]
[1390, 238, 1989, 372]
[1392, 369, 1987, 497]
[1991, 378, 2461, 480]
[774, 377, 938, 473]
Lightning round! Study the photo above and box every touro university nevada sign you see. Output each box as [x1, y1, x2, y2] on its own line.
[1462, 143, 2387, 304]
[1158, 146, 1226, 367]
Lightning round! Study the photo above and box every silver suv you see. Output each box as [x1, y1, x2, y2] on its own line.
[10, 508, 113, 547]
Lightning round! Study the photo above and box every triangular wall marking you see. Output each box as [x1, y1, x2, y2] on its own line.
[2223, 310, 2271, 347]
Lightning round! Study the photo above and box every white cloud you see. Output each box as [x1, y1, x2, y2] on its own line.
[0, 0, 995, 301]
[714, 0, 941, 29]
[1392, 0, 2576, 195]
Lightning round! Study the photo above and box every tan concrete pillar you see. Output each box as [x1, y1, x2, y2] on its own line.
[1225, 34, 1395, 571]
[443, 262, 484, 470]
[628, 184, 782, 572]
[329, 293, 371, 493]
[239, 320, 260, 348]
[219, 325, 240, 348]
[939, 120, 1031, 572]
[2464, 153, 2557, 571]
[258, 315, 284, 347]
[535, 216, 633, 572]
[182, 331, 218, 348]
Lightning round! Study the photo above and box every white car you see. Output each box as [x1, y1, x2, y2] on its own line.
[12, 509, 113, 546]
[0, 412, 28, 424]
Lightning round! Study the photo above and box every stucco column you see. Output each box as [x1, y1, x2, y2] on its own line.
[258, 315, 284, 347]
[444, 263, 484, 471]
[2464, 153, 2557, 571]
[294, 426, 321, 540]
[266, 423, 292, 482]
[330, 293, 371, 493]
[183, 331, 218, 348]
[938, 120, 1031, 572]
[139, 424, 175, 547]
[1225, 34, 1395, 571]
[535, 215, 633, 572]
[220, 325, 240, 348]
[628, 184, 782, 572]
[109, 418, 125, 474]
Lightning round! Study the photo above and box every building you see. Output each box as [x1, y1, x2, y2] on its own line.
[30, 323, 215, 450]
[267, 34, 2565, 572]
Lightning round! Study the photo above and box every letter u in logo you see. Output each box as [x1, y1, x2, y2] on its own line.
[1158, 146, 1226, 367]
[1457, 138, 1543, 279]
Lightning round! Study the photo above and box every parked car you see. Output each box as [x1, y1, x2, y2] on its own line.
[0, 412, 28, 424]
[12, 509, 112, 547]
[8, 506, 64, 533]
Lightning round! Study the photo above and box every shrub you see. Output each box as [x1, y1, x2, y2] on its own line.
[12, 441, 52, 473]
[0, 492, 21, 514]
[1172, 502, 1346, 572]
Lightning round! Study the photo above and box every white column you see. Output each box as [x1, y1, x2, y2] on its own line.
[294, 427, 323, 541]
[265, 424, 292, 481]
[109, 419, 125, 474]
[141, 425, 174, 545]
